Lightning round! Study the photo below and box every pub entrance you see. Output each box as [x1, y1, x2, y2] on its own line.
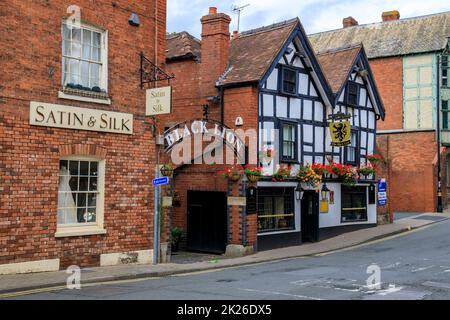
[186, 191, 227, 254]
[301, 191, 319, 242]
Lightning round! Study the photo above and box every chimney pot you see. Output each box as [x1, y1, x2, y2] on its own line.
[382, 10, 400, 22]
[209, 7, 217, 15]
[343, 16, 358, 28]
[231, 30, 239, 40]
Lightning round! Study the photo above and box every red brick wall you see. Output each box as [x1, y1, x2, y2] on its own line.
[369, 57, 403, 131]
[0, 0, 167, 268]
[376, 131, 440, 213]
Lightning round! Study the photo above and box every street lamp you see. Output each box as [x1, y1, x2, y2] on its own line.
[295, 182, 304, 200]
[321, 183, 330, 201]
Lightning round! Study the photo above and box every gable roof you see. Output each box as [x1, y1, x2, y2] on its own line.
[316, 45, 361, 94]
[218, 19, 298, 86]
[166, 32, 201, 61]
[309, 11, 450, 59]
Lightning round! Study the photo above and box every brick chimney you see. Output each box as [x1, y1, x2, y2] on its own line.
[343, 16, 358, 28]
[382, 10, 400, 22]
[231, 30, 239, 40]
[200, 7, 231, 98]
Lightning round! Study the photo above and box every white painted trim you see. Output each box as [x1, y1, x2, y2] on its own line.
[0, 259, 60, 275]
[58, 91, 111, 105]
[100, 249, 153, 266]
[55, 227, 107, 238]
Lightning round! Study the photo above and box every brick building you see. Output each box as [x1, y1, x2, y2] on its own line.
[162, 7, 385, 253]
[310, 11, 450, 215]
[0, 0, 167, 274]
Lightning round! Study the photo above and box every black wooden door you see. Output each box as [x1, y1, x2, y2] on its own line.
[187, 191, 227, 253]
[301, 191, 319, 242]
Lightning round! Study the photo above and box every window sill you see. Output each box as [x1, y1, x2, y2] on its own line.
[55, 227, 107, 238]
[58, 90, 111, 105]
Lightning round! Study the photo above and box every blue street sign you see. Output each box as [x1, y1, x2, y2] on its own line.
[153, 177, 169, 186]
[378, 178, 387, 206]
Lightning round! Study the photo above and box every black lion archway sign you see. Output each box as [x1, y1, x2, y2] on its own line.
[163, 119, 247, 164]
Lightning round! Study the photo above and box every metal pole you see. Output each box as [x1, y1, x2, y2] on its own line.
[153, 166, 160, 264]
[437, 54, 443, 213]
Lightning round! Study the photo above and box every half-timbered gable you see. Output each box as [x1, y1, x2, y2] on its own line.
[317, 45, 385, 171]
[256, 20, 334, 174]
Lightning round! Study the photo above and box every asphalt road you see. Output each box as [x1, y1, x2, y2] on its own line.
[9, 219, 450, 300]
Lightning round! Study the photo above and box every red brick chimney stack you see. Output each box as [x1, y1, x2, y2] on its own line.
[382, 10, 400, 22]
[200, 7, 231, 99]
[231, 30, 239, 40]
[343, 16, 358, 28]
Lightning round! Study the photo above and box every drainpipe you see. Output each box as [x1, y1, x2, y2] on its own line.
[437, 53, 443, 213]
[220, 86, 225, 125]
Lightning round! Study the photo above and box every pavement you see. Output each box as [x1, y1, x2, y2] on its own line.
[1, 211, 449, 296]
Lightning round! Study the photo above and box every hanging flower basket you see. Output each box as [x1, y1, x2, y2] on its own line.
[244, 165, 263, 183]
[297, 164, 322, 188]
[272, 164, 291, 182]
[357, 164, 376, 178]
[219, 165, 243, 183]
[160, 163, 174, 177]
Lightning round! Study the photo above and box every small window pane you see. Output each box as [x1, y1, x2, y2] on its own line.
[88, 193, 97, 207]
[62, 24, 71, 40]
[90, 64, 99, 80]
[80, 62, 90, 87]
[72, 42, 81, 58]
[72, 28, 81, 43]
[60, 160, 69, 172]
[93, 32, 101, 47]
[79, 161, 89, 176]
[92, 46, 100, 62]
[86, 208, 96, 223]
[83, 29, 92, 45]
[90, 162, 98, 176]
[69, 59, 79, 77]
[69, 161, 79, 175]
[77, 193, 87, 207]
[79, 177, 89, 191]
[89, 177, 98, 191]
[63, 40, 71, 56]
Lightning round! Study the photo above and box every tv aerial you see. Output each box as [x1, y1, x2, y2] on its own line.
[232, 4, 250, 32]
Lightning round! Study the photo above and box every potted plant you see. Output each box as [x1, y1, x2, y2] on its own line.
[367, 154, 383, 167]
[272, 164, 291, 181]
[297, 164, 322, 188]
[171, 227, 184, 252]
[160, 163, 174, 177]
[244, 165, 263, 183]
[327, 162, 357, 186]
[219, 165, 243, 182]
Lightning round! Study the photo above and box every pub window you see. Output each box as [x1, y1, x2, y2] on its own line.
[57, 158, 105, 231]
[257, 188, 295, 233]
[443, 101, 449, 130]
[442, 55, 449, 88]
[344, 131, 358, 165]
[341, 186, 368, 222]
[62, 21, 108, 93]
[346, 82, 359, 106]
[281, 66, 298, 94]
[280, 121, 297, 162]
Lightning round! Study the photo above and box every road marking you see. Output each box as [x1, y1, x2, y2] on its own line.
[422, 281, 450, 289]
[238, 288, 324, 300]
[0, 276, 162, 299]
[411, 266, 434, 273]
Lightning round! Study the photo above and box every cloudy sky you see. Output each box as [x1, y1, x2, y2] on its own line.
[167, 0, 450, 37]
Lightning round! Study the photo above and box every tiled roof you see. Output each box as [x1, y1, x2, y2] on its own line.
[166, 32, 201, 61]
[309, 11, 450, 59]
[219, 19, 299, 86]
[316, 45, 362, 94]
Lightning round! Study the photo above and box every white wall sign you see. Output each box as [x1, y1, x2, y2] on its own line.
[30, 101, 133, 134]
[146, 86, 172, 116]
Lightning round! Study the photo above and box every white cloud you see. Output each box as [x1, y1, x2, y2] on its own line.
[167, 0, 450, 36]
